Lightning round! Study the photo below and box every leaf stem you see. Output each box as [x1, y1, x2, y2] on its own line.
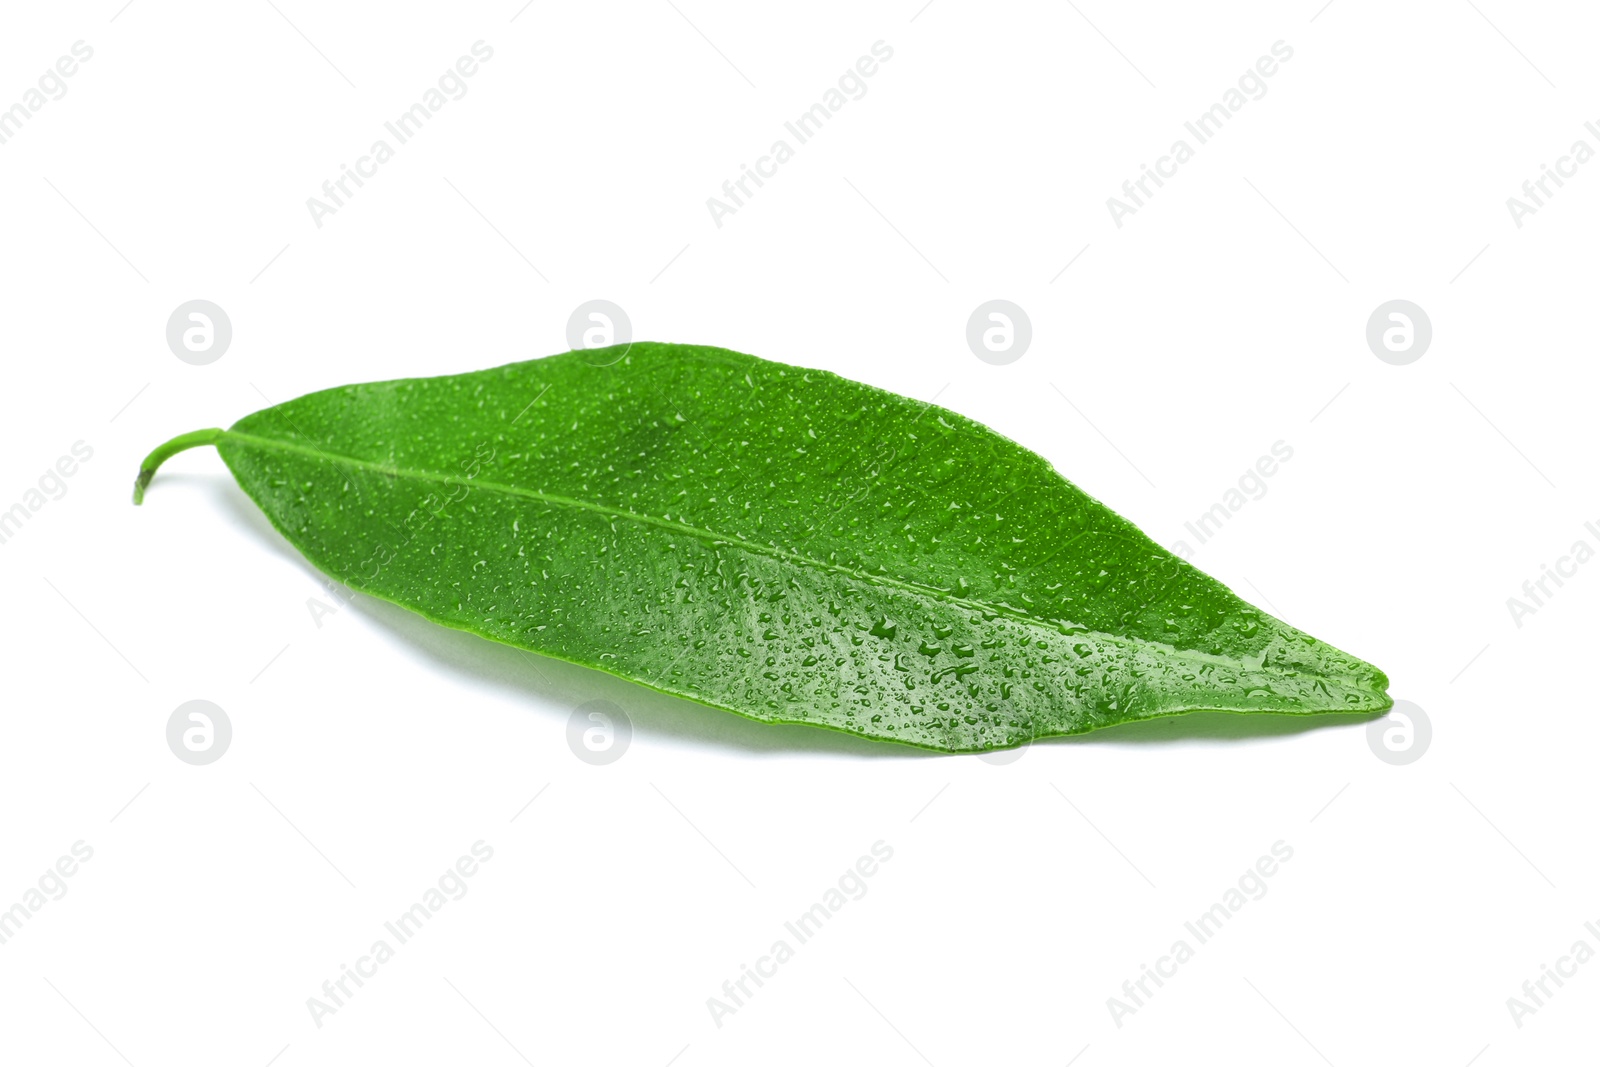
[132, 428, 225, 505]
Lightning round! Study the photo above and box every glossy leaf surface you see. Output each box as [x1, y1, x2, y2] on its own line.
[135, 344, 1390, 751]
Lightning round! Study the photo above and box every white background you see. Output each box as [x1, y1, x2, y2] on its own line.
[1, 1, 1594, 1063]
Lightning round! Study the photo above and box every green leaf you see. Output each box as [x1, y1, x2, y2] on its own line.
[133, 343, 1390, 751]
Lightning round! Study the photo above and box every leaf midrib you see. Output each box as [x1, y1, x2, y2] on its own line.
[224, 427, 1358, 687]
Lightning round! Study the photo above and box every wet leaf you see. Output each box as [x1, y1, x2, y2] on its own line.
[133, 343, 1390, 751]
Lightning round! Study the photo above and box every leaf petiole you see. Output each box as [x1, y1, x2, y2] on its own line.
[132, 427, 225, 505]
